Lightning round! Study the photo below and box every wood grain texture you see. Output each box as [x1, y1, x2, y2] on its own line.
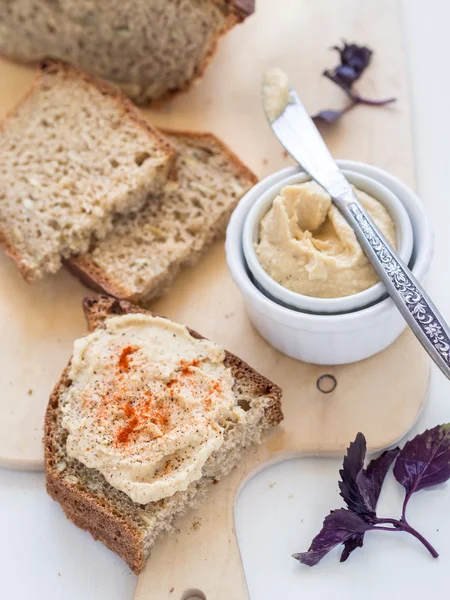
[0, 257, 87, 470]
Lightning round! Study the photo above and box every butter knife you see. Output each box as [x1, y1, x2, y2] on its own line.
[263, 71, 450, 380]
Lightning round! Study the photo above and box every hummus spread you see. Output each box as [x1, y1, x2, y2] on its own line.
[60, 314, 244, 505]
[262, 67, 291, 122]
[255, 181, 396, 298]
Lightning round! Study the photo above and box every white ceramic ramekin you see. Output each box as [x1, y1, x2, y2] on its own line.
[225, 161, 433, 365]
[242, 170, 414, 314]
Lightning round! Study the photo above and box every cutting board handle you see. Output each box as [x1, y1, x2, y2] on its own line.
[134, 462, 250, 600]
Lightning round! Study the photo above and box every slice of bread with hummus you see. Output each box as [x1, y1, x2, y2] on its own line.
[45, 295, 283, 573]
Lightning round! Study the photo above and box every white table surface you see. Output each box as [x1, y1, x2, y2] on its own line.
[1, 1, 450, 598]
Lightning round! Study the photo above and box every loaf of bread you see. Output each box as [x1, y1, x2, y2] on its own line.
[45, 295, 283, 573]
[67, 130, 257, 304]
[0, 60, 174, 281]
[0, 0, 255, 104]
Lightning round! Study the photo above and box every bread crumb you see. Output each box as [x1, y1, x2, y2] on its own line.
[169, 588, 174, 594]
[213, 479, 219, 485]
[28, 389, 33, 395]
[282, 150, 289, 158]
[192, 519, 201, 530]
[263, 158, 268, 165]
[269, 482, 276, 488]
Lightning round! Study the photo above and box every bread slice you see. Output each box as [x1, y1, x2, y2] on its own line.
[67, 130, 257, 304]
[45, 295, 283, 573]
[0, 60, 174, 281]
[0, 0, 255, 104]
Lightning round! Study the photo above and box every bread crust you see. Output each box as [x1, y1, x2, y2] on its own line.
[66, 129, 257, 303]
[158, 129, 257, 186]
[45, 295, 283, 572]
[0, 59, 176, 281]
[146, 11, 238, 106]
[135, 1, 256, 103]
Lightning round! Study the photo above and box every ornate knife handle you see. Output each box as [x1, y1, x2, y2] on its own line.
[340, 199, 450, 380]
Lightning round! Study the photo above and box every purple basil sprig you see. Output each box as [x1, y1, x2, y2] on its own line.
[313, 41, 396, 124]
[293, 425, 450, 566]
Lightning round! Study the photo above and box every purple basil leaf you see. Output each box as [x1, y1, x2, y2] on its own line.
[332, 42, 373, 82]
[338, 433, 373, 516]
[339, 433, 400, 519]
[323, 70, 353, 95]
[312, 108, 348, 124]
[393, 424, 450, 497]
[293, 509, 371, 566]
[338, 444, 399, 555]
[356, 447, 401, 512]
[326, 65, 356, 89]
[340, 534, 365, 562]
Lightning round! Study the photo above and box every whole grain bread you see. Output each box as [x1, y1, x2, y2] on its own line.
[45, 295, 283, 573]
[0, 60, 174, 281]
[0, 0, 255, 104]
[67, 130, 257, 304]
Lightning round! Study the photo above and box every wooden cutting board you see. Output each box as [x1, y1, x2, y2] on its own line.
[0, 0, 430, 594]
[133, 1, 430, 599]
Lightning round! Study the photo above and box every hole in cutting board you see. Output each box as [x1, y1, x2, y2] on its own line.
[181, 590, 206, 600]
[316, 374, 337, 393]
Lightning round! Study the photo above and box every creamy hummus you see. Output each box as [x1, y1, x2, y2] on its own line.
[255, 181, 396, 298]
[60, 314, 244, 505]
[262, 67, 291, 122]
